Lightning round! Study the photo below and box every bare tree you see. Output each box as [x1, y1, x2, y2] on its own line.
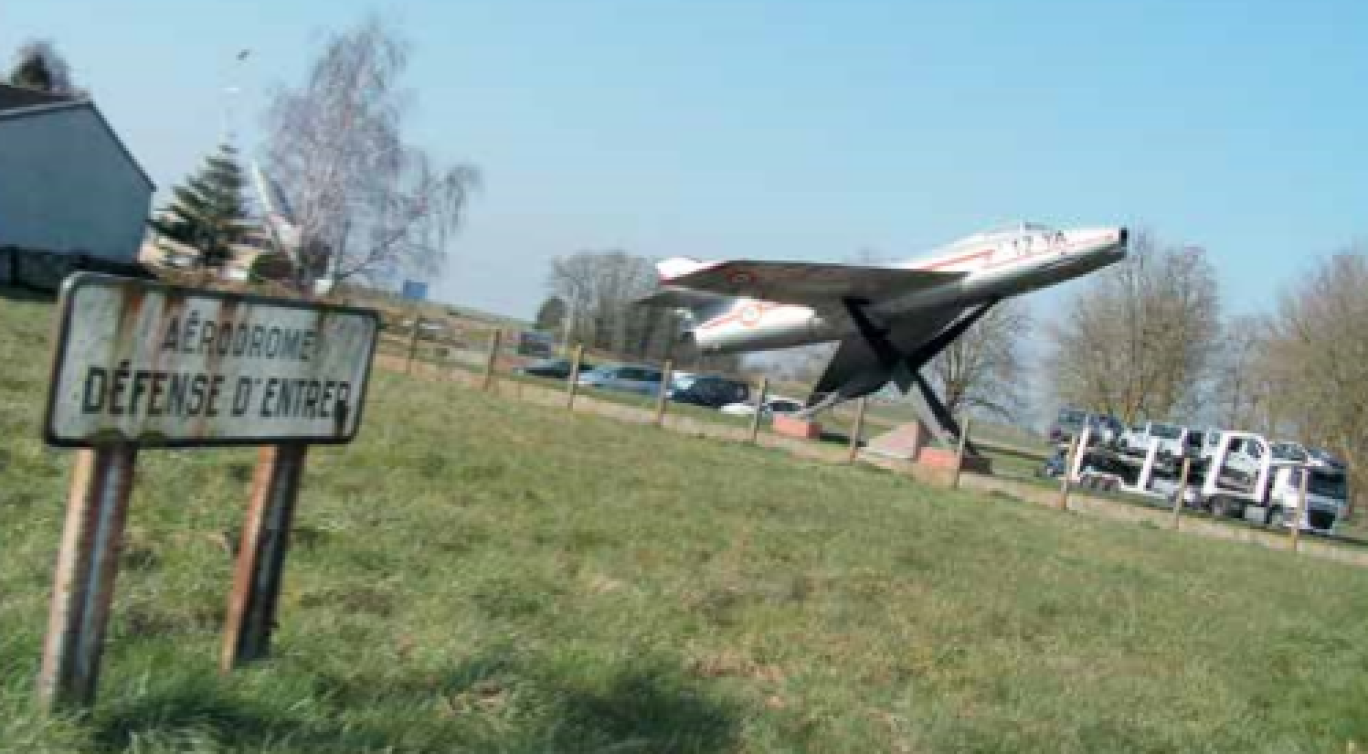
[548, 250, 676, 359]
[929, 299, 1031, 419]
[1262, 247, 1368, 518]
[263, 17, 479, 288]
[1046, 231, 1221, 423]
[1208, 314, 1277, 430]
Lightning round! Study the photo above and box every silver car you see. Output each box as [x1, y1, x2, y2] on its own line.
[577, 364, 665, 396]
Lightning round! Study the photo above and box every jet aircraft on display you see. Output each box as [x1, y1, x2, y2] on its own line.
[640, 222, 1128, 442]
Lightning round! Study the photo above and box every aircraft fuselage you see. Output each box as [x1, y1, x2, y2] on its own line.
[691, 224, 1127, 353]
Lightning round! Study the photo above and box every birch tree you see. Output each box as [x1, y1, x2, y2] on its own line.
[263, 17, 479, 288]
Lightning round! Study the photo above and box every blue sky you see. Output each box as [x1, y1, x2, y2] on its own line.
[3, 0, 1366, 320]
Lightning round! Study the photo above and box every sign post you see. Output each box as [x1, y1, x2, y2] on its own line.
[221, 443, 309, 671]
[38, 274, 378, 711]
[38, 445, 138, 713]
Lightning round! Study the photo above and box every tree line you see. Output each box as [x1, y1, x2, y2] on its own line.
[1047, 231, 1367, 517]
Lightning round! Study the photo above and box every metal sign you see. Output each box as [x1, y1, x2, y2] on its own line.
[43, 274, 379, 447]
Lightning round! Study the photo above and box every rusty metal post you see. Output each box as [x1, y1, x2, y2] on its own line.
[38, 444, 139, 713]
[565, 344, 584, 410]
[405, 316, 422, 375]
[654, 360, 673, 426]
[221, 444, 309, 671]
[1170, 456, 1192, 530]
[951, 417, 971, 489]
[481, 329, 503, 391]
[846, 397, 868, 464]
[748, 377, 769, 444]
[1057, 435, 1079, 511]
[1291, 466, 1310, 553]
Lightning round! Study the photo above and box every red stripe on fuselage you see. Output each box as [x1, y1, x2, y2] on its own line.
[913, 248, 994, 271]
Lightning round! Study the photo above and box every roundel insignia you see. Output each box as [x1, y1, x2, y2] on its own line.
[740, 305, 763, 327]
[728, 270, 756, 286]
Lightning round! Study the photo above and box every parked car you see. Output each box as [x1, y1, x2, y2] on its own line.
[1048, 407, 1123, 446]
[514, 358, 593, 379]
[720, 396, 805, 418]
[1116, 421, 1189, 459]
[577, 364, 665, 396]
[668, 374, 750, 409]
[1269, 440, 1310, 464]
[1048, 407, 1090, 444]
[1307, 447, 1347, 471]
[1038, 447, 1069, 478]
[1085, 414, 1126, 446]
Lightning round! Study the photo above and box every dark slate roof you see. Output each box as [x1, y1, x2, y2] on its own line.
[0, 83, 73, 112]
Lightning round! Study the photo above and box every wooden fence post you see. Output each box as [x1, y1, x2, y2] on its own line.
[565, 344, 584, 410]
[405, 317, 422, 375]
[1291, 467, 1310, 553]
[482, 330, 503, 391]
[1057, 435, 1079, 511]
[221, 444, 309, 671]
[1170, 456, 1192, 530]
[654, 360, 673, 426]
[951, 417, 971, 489]
[38, 444, 139, 713]
[846, 397, 868, 464]
[748, 377, 769, 444]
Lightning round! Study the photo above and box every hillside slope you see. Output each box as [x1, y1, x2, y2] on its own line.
[2, 288, 1366, 753]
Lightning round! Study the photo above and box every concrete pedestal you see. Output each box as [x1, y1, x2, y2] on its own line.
[773, 415, 823, 440]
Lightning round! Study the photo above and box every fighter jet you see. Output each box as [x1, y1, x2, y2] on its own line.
[639, 222, 1127, 438]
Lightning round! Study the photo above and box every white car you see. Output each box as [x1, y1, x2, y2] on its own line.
[1116, 421, 1188, 459]
[720, 396, 805, 418]
[1270, 440, 1310, 464]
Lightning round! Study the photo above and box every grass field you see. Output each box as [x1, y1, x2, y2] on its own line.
[3, 287, 1368, 753]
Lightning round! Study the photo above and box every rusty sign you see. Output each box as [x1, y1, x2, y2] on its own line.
[43, 274, 379, 447]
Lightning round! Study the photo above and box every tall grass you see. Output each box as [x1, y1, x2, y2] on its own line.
[2, 287, 1367, 752]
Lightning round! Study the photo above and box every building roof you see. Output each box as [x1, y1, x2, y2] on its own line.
[0, 83, 155, 192]
[0, 82, 73, 112]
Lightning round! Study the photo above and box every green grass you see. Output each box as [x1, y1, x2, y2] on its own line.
[4, 286, 1368, 752]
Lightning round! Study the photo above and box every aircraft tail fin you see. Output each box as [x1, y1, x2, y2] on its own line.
[655, 256, 712, 281]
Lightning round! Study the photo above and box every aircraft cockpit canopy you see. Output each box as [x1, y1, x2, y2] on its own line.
[953, 221, 1059, 247]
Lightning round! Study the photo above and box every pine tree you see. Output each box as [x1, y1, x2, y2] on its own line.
[152, 144, 254, 269]
[534, 296, 567, 332]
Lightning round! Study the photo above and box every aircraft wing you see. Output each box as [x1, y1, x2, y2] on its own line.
[634, 286, 731, 310]
[810, 308, 964, 403]
[662, 260, 964, 306]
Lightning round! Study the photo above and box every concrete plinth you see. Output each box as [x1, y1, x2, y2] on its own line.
[773, 415, 823, 440]
[863, 420, 991, 474]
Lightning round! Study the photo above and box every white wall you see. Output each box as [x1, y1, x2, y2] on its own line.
[0, 106, 153, 263]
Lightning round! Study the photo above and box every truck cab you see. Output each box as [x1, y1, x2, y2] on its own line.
[1265, 466, 1348, 534]
[1200, 431, 1349, 535]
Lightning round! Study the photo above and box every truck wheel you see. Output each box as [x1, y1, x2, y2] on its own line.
[1268, 507, 1287, 529]
[1212, 496, 1238, 519]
